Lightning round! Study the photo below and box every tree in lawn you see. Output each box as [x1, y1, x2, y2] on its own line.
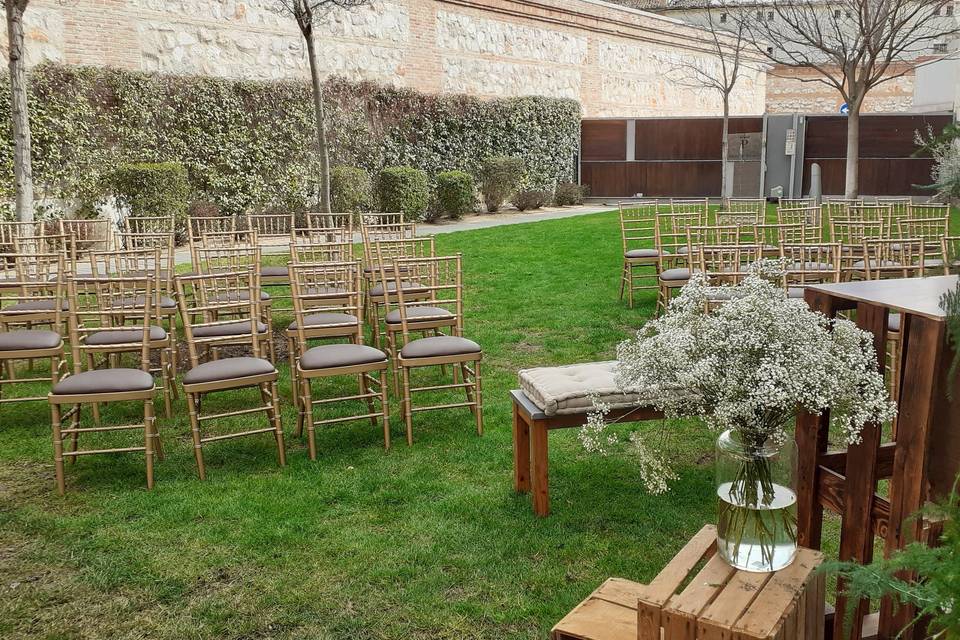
[272, 0, 372, 214]
[744, 0, 959, 198]
[670, 5, 759, 199]
[4, 0, 34, 222]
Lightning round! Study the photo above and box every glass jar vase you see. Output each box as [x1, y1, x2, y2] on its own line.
[716, 429, 798, 572]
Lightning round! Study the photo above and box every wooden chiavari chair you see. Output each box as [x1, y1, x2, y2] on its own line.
[87, 248, 176, 419]
[174, 270, 285, 479]
[366, 237, 434, 346]
[898, 216, 948, 274]
[193, 245, 274, 361]
[0, 220, 38, 254]
[821, 199, 859, 225]
[722, 198, 765, 217]
[285, 260, 363, 401]
[830, 218, 886, 279]
[124, 215, 175, 236]
[188, 214, 235, 243]
[59, 218, 115, 256]
[289, 261, 389, 455]
[715, 211, 761, 244]
[289, 239, 354, 265]
[908, 203, 950, 219]
[361, 212, 404, 228]
[755, 222, 807, 251]
[654, 211, 704, 314]
[48, 275, 160, 494]
[0, 254, 65, 410]
[670, 198, 709, 218]
[246, 212, 295, 280]
[780, 243, 841, 300]
[392, 254, 481, 445]
[777, 206, 823, 242]
[618, 201, 660, 308]
[779, 198, 812, 209]
[116, 231, 179, 365]
[859, 238, 925, 281]
[302, 212, 354, 243]
[695, 244, 763, 309]
[876, 197, 911, 221]
[943, 236, 960, 275]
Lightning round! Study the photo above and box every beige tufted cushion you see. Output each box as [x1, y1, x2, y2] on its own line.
[518, 361, 646, 416]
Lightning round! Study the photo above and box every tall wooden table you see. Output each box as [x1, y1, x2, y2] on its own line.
[798, 276, 959, 639]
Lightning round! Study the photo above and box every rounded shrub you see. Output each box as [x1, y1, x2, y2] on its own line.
[435, 170, 476, 219]
[330, 165, 372, 213]
[377, 166, 430, 221]
[554, 182, 588, 206]
[511, 189, 551, 211]
[480, 156, 525, 213]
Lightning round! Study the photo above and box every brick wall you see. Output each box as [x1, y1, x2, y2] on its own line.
[0, 0, 767, 117]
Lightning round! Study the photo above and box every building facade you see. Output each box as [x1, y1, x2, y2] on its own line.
[0, 0, 767, 117]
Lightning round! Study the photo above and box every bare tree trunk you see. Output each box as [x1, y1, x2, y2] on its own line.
[844, 101, 861, 199]
[6, 0, 35, 222]
[721, 94, 730, 200]
[304, 29, 331, 214]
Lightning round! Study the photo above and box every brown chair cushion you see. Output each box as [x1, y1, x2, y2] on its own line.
[287, 313, 359, 331]
[401, 336, 481, 359]
[261, 265, 289, 277]
[300, 344, 387, 370]
[385, 306, 454, 324]
[0, 329, 62, 351]
[369, 281, 426, 297]
[888, 313, 901, 332]
[52, 368, 154, 395]
[192, 320, 268, 338]
[3, 299, 69, 312]
[659, 268, 692, 282]
[209, 290, 272, 303]
[120, 294, 177, 309]
[625, 249, 660, 258]
[182, 356, 276, 385]
[86, 326, 167, 345]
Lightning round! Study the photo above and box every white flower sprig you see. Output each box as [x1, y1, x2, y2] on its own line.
[586, 260, 897, 493]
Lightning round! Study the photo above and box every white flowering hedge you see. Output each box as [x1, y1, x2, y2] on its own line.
[0, 65, 581, 216]
[583, 261, 897, 493]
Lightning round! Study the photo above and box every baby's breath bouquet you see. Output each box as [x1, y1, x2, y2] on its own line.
[585, 261, 896, 570]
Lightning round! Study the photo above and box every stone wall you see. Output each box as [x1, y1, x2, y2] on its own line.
[765, 64, 917, 114]
[0, 0, 767, 117]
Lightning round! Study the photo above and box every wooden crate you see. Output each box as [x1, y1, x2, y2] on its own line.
[637, 525, 825, 640]
[551, 525, 825, 640]
[551, 578, 647, 640]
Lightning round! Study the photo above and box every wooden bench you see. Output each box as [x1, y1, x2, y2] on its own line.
[511, 389, 662, 517]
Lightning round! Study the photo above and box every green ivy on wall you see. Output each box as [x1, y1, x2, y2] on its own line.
[0, 65, 581, 216]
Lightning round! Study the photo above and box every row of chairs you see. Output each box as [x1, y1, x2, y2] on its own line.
[0, 215, 485, 494]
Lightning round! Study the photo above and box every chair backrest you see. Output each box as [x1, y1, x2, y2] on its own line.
[300, 212, 354, 244]
[897, 216, 947, 245]
[246, 213, 295, 243]
[124, 215, 175, 236]
[361, 212, 404, 228]
[619, 201, 658, 254]
[59, 218, 115, 255]
[289, 239, 354, 264]
[13, 232, 75, 260]
[670, 198, 709, 217]
[908, 203, 950, 219]
[943, 236, 960, 275]
[756, 222, 806, 247]
[821, 199, 860, 222]
[116, 232, 175, 288]
[779, 198, 812, 209]
[189, 214, 235, 243]
[830, 218, 885, 245]
[686, 225, 740, 253]
[288, 261, 363, 346]
[390, 254, 463, 340]
[360, 221, 416, 262]
[777, 207, 822, 242]
[0, 253, 65, 328]
[696, 244, 763, 287]
[876, 197, 911, 220]
[861, 238, 925, 280]
[780, 243, 841, 288]
[174, 270, 264, 368]
[88, 247, 166, 321]
[0, 221, 38, 253]
[655, 212, 703, 257]
[723, 198, 765, 216]
[66, 275, 153, 374]
[194, 245, 262, 277]
[847, 204, 890, 223]
[371, 237, 435, 270]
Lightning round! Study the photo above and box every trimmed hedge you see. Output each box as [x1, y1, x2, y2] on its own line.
[511, 189, 551, 211]
[555, 182, 589, 206]
[480, 156, 526, 213]
[111, 162, 190, 223]
[377, 166, 430, 221]
[435, 170, 475, 219]
[0, 65, 581, 216]
[330, 165, 372, 213]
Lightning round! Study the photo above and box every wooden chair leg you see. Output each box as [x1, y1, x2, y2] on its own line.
[287, 337, 298, 407]
[462, 361, 476, 417]
[151, 402, 164, 462]
[295, 375, 306, 438]
[50, 402, 65, 495]
[187, 391, 206, 480]
[627, 264, 635, 308]
[619, 262, 627, 301]
[388, 330, 400, 397]
[69, 403, 81, 464]
[167, 322, 179, 397]
[474, 360, 484, 437]
[269, 381, 286, 467]
[87, 353, 101, 426]
[160, 348, 173, 420]
[303, 380, 317, 460]
[359, 373, 377, 427]
[379, 369, 390, 450]
[401, 364, 413, 446]
[144, 399, 155, 490]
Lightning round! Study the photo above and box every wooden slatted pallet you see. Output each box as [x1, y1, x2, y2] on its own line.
[552, 525, 825, 640]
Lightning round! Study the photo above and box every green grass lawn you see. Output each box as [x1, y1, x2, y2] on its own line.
[0, 206, 954, 639]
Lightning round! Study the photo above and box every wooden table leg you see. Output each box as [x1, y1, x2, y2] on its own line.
[531, 420, 550, 517]
[513, 402, 531, 493]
